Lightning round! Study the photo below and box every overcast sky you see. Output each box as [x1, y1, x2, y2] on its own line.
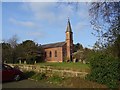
[2, 2, 98, 48]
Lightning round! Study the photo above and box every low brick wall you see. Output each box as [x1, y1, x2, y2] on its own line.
[8, 64, 88, 78]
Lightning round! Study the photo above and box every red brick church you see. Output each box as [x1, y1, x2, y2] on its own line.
[42, 19, 73, 62]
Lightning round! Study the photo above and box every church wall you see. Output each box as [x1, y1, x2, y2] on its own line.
[44, 47, 63, 62]
[66, 32, 73, 61]
[62, 44, 67, 61]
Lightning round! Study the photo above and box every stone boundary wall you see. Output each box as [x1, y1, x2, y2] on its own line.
[8, 64, 88, 78]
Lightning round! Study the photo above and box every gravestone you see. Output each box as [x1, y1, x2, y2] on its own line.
[19, 60, 21, 64]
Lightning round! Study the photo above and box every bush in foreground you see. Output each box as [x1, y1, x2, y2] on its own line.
[86, 52, 120, 88]
[31, 73, 46, 80]
[48, 75, 64, 84]
[23, 71, 36, 79]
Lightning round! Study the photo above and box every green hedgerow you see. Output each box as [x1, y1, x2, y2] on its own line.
[86, 52, 120, 89]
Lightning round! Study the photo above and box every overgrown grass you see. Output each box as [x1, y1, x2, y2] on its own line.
[23, 71, 64, 85]
[62, 77, 107, 88]
[48, 75, 64, 84]
[36, 62, 90, 72]
[23, 71, 107, 88]
[31, 73, 46, 80]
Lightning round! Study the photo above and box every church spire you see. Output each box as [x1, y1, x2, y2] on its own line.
[66, 18, 72, 32]
[65, 18, 73, 61]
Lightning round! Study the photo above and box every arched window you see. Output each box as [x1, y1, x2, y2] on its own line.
[55, 50, 57, 57]
[49, 51, 52, 57]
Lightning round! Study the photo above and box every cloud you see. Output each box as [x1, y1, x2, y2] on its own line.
[20, 2, 92, 34]
[27, 31, 44, 37]
[9, 18, 36, 28]
[24, 3, 57, 22]
[74, 21, 90, 31]
[21, 2, 74, 23]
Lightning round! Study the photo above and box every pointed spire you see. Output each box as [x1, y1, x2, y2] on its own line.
[66, 17, 72, 32]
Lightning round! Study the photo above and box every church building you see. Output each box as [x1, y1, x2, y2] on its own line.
[42, 19, 73, 62]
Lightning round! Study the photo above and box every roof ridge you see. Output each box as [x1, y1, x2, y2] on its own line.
[42, 41, 65, 46]
[42, 41, 66, 49]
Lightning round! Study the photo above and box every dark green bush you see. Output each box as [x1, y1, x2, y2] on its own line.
[86, 52, 120, 88]
[23, 71, 36, 79]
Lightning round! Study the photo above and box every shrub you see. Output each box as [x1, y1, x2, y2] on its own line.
[86, 52, 120, 88]
[49, 75, 64, 83]
[31, 73, 46, 80]
[26, 58, 35, 64]
[23, 71, 36, 79]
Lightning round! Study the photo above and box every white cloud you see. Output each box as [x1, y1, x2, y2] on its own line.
[27, 31, 44, 37]
[9, 18, 36, 28]
[74, 21, 90, 32]
[20, 2, 91, 33]
[21, 2, 91, 30]
[26, 3, 57, 22]
[22, 2, 74, 23]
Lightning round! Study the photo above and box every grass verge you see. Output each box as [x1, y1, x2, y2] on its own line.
[23, 71, 108, 88]
[36, 62, 90, 72]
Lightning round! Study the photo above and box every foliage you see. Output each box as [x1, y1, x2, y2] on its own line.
[104, 35, 120, 58]
[23, 71, 36, 79]
[23, 71, 107, 88]
[86, 52, 120, 88]
[2, 43, 13, 63]
[73, 47, 93, 63]
[74, 43, 83, 52]
[89, 2, 120, 54]
[2, 37, 44, 64]
[48, 75, 64, 83]
[113, 35, 120, 58]
[23, 71, 63, 83]
[73, 50, 83, 61]
[31, 73, 46, 80]
[7, 35, 18, 48]
[16, 40, 44, 64]
[89, 2, 120, 24]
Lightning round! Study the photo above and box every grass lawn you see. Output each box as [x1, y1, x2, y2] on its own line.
[36, 62, 90, 72]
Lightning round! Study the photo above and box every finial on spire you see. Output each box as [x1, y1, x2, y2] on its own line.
[68, 16, 70, 21]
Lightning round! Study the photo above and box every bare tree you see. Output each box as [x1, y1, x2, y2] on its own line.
[8, 35, 19, 48]
[89, 2, 120, 46]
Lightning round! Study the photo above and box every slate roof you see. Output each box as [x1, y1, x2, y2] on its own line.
[42, 41, 66, 49]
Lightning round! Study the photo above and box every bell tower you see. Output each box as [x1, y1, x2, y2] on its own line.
[65, 18, 73, 61]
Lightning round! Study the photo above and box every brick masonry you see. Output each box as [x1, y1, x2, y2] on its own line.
[44, 47, 63, 62]
[43, 19, 73, 62]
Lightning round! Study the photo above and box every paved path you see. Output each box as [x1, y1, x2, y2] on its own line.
[2, 79, 59, 88]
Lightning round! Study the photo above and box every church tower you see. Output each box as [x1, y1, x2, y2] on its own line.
[66, 18, 73, 61]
